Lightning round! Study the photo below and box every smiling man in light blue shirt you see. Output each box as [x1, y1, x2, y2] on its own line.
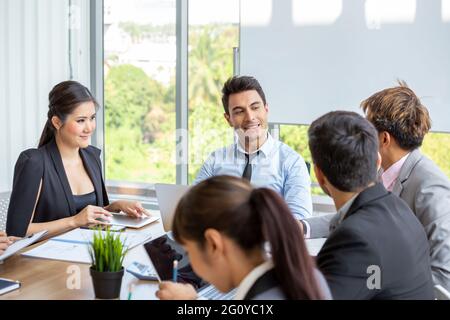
[194, 76, 312, 219]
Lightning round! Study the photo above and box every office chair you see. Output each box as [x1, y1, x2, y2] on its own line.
[434, 284, 450, 300]
[0, 192, 11, 232]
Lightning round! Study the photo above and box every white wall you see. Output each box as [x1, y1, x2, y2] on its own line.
[240, 0, 450, 131]
[0, 0, 91, 192]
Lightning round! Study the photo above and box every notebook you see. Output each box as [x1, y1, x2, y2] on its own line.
[0, 230, 48, 262]
[0, 278, 21, 296]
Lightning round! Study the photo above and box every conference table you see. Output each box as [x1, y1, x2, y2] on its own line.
[0, 206, 326, 300]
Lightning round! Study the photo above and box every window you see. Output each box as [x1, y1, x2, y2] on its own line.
[280, 124, 450, 195]
[187, 0, 240, 183]
[422, 132, 450, 178]
[104, 0, 176, 185]
[280, 124, 325, 195]
[102, 1, 450, 191]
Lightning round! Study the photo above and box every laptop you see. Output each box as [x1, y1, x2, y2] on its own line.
[155, 183, 190, 232]
[125, 184, 188, 282]
[153, 183, 236, 300]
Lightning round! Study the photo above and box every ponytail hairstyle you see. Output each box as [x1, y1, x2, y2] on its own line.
[39, 80, 98, 148]
[172, 175, 324, 300]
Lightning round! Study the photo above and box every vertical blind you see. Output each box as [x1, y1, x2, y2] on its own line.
[0, 0, 91, 192]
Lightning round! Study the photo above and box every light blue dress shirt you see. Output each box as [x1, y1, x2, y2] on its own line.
[194, 133, 312, 219]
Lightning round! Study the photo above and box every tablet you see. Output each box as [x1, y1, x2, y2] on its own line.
[143, 234, 186, 282]
[108, 213, 160, 229]
[143, 235, 236, 299]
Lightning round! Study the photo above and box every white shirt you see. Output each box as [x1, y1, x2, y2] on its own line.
[194, 133, 312, 219]
[328, 194, 358, 233]
[234, 260, 275, 300]
[303, 193, 358, 238]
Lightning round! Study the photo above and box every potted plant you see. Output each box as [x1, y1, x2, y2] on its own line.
[88, 228, 129, 299]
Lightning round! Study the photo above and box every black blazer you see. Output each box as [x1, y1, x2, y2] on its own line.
[317, 183, 434, 300]
[244, 269, 285, 300]
[6, 139, 109, 237]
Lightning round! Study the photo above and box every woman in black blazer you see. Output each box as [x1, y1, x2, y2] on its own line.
[6, 81, 149, 238]
[156, 176, 331, 300]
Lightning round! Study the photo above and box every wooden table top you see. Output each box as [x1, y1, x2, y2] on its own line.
[0, 216, 165, 300]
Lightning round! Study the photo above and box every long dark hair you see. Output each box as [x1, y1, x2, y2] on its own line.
[173, 175, 324, 300]
[38, 80, 98, 148]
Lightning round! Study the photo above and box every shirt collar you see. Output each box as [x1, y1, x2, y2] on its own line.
[234, 259, 274, 300]
[236, 132, 274, 157]
[381, 153, 410, 191]
[335, 194, 358, 225]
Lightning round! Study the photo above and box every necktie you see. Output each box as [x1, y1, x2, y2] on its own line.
[242, 153, 252, 181]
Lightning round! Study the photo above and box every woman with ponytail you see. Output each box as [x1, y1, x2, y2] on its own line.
[6, 81, 150, 238]
[156, 175, 331, 300]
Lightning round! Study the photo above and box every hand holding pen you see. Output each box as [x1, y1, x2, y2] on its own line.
[172, 259, 178, 283]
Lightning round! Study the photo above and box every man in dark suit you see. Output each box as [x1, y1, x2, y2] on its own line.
[308, 111, 434, 299]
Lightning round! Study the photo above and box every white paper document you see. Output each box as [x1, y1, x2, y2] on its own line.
[0, 230, 48, 262]
[21, 228, 152, 264]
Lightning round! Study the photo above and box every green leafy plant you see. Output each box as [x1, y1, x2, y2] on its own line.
[88, 228, 129, 272]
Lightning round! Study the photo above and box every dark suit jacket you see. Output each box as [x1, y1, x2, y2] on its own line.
[317, 183, 434, 299]
[243, 268, 332, 300]
[6, 139, 109, 237]
[244, 269, 286, 300]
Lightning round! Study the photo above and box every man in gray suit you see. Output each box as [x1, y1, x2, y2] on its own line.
[301, 81, 450, 292]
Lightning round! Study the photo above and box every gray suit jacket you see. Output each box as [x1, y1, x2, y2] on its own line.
[305, 149, 450, 291]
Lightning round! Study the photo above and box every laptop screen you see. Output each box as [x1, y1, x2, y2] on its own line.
[155, 184, 190, 232]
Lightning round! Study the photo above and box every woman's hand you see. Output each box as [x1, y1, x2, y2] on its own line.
[156, 281, 198, 300]
[72, 205, 113, 228]
[105, 200, 150, 218]
[0, 231, 12, 256]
